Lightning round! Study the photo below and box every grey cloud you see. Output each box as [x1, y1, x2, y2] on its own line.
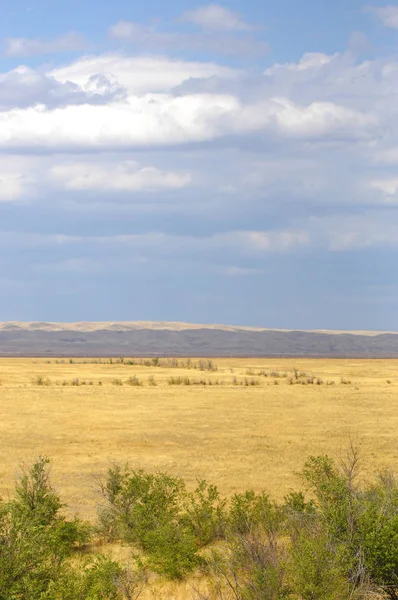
[0, 37, 397, 326]
[371, 5, 398, 29]
[176, 51, 397, 113]
[109, 20, 268, 57]
[3, 32, 85, 57]
[0, 51, 397, 258]
[346, 31, 373, 55]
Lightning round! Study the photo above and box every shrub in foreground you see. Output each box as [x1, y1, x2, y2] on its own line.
[97, 466, 201, 579]
[0, 457, 89, 600]
[3, 449, 398, 598]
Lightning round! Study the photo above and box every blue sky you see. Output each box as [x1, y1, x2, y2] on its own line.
[0, 0, 398, 329]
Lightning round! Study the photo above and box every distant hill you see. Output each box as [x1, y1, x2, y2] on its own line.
[0, 321, 397, 357]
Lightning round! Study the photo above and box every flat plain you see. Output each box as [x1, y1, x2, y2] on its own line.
[1, 356, 397, 520]
[2, 356, 398, 598]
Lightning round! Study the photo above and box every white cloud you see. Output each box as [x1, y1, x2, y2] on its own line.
[2, 28, 398, 325]
[0, 65, 124, 110]
[303, 212, 398, 251]
[0, 156, 37, 201]
[370, 178, 398, 201]
[109, 21, 146, 40]
[108, 5, 267, 56]
[375, 147, 398, 164]
[204, 230, 310, 255]
[49, 161, 191, 192]
[0, 51, 380, 155]
[1, 228, 309, 256]
[260, 51, 398, 117]
[0, 93, 236, 150]
[256, 97, 375, 138]
[0, 173, 25, 202]
[373, 6, 398, 29]
[0, 90, 374, 152]
[265, 52, 336, 75]
[2, 209, 398, 260]
[0, 48, 398, 256]
[243, 230, 310, 253]
[180, 4, 253, 31]
[50, 54, 237, 95]
[0, 153, 192, 202]
[3, 33, 84, 57]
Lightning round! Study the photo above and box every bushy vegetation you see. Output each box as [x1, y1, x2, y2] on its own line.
[95, 447, 398, 597]
[50, 358, 219, 371]
[0, 458, 147, 600]
[125, 376, 143, 387]
[32, 375, 52, 386]
[3, 448, 398, 598]
[29, 363, 357, 389]
[97, 467, 227, 579]
[168, 376, 221, 386]
[0, 457, 89, 599]
[232, 377, 261, 386]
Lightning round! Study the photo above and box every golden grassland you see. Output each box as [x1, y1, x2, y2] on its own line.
[1, 356, 398, 598]
[1, 357, 397, 515]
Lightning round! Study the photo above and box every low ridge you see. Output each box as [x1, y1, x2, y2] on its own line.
[0, 321, 397, 357]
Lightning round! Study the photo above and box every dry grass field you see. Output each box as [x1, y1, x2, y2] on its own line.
[1, 356, 397, 515]
[1, 356, 398, 598]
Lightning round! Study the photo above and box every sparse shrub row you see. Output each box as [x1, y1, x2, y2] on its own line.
[245, 367, 349, 386]
[246, 368, 289, 378]
[50, 357, 218, 371]
[32, 376, 148, 387]
[232, 376, 261, 386]
[33, 376, 261, 387]
[168, 376, 221, 386]
[287, 375, 325, 385]
[32, 375, 52, 386]
[135, 358, 218, 371]
[31, 374, 352, 388]
[167, 376, 265, 386]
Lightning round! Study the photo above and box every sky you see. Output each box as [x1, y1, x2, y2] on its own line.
[0, 0, 398, 329]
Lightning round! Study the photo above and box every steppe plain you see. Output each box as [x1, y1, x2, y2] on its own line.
[1, 356, 397, 519]
[1, 354, 398, 598]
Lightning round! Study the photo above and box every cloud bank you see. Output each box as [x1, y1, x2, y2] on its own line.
[0, 4, 397, 327]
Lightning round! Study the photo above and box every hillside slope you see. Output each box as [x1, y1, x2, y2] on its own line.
[0, 322, 397, 357]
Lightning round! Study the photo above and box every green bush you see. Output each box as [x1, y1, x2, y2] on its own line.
[98, 466, 184, 544]
[43, 556, 124, 600]
[300, 451, 398, 597]
[43, 555, 147, 600]
[4, 450, 398, 596]
[145, 521, 200, 579]
[229, 490, 276, 535]
[287, 522, 354, 600]
[183, 480, 228, 546]
[208, 525, 289, 600]
[354, 473, 398, 592]
[0, 457, 90, 600]
[97, 465, 200, 579]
